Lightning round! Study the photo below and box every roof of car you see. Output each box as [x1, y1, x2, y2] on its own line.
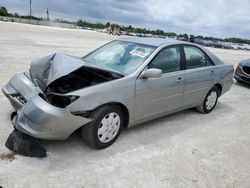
[118, 37, 190, 47]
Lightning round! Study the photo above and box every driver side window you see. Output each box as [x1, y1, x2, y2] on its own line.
[148, 46, 181, 74]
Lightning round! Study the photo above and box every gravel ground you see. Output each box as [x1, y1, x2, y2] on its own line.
[0, 22, 250, 188]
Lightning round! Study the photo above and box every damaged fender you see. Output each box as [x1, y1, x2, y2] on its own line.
[2, 72, 92, 140]
[14, 95, 92, 140]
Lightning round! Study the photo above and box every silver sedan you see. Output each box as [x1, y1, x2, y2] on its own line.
[2, 37, 234, 148]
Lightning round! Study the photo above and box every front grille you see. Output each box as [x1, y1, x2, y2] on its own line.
[241, 76, 250, 82]
[12, 94, 26, 105]
[242, 66, 250, 75]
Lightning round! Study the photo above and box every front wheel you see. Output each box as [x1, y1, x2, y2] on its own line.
[196, 86, 219, 114]
[81, 105, 124, 148]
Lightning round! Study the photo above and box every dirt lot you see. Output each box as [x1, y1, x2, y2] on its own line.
[0, 22, 250, 188]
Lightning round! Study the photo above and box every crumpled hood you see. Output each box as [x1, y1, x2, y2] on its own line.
[30, 53, 118, 89]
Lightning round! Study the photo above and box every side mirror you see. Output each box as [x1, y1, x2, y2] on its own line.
[141, 68, 162, 79]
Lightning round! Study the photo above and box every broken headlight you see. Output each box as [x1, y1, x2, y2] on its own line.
[45, 94, 79, 108]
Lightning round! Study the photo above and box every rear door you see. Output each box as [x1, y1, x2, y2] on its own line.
[134, 45, 185, 122]
[182, 45, 217, 107]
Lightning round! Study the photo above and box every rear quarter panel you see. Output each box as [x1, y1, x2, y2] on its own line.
[183, 63, 233, 108]
[215, 64, 234, 95]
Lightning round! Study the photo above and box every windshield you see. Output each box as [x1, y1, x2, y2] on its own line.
[83, 40, 156, 75]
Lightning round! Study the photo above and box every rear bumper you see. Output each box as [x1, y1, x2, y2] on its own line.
[2, 73, 91, 140]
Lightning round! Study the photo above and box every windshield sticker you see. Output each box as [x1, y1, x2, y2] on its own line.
[129, 48, 147, 58]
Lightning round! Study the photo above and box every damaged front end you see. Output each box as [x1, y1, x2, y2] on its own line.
[30, 53, 123, 108]
[2, 53, 123, 157]
[42, 65, 121, 108]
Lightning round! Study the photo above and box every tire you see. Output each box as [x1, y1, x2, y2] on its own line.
[196, 86, 219, 114]
[81, 105, 124, 148]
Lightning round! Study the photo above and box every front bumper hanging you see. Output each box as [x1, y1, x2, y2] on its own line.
[2, 73, 91, 140]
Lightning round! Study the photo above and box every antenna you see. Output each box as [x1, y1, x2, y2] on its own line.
[29, 0, 32, 19]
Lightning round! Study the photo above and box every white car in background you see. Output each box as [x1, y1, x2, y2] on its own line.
[230, 43, 239, 50]
[236, 43, 250, 50]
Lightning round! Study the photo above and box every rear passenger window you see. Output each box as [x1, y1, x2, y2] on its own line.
[148, 46, 181, 74]
[183, 46, 214, 69]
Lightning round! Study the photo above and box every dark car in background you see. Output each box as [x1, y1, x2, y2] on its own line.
[234, 59, 250, 84]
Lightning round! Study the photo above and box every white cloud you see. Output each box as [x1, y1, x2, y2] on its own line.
[2, 0, 250, 38]
[144, 0, 250, 38]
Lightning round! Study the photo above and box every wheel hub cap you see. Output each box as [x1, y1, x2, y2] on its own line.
[97, 112, 120, 143]
[206, 91, 217, 110]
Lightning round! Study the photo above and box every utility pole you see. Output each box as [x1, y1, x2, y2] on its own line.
[29, 0, 32, 19]
[46, 8, 49, 20]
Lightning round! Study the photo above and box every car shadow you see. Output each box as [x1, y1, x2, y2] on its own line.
[234, 80, 250, 89]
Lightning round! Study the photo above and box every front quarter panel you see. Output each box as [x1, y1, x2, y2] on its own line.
[66, 75, 136, 127]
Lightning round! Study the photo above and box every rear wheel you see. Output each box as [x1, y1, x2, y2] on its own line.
[81, 105, 124, 148]
[196, 86, 219, 114]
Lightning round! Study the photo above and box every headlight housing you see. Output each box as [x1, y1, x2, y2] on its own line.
[41, 93, 79, 108]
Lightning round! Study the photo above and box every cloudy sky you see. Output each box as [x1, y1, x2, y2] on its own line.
[1, 0, 250, 39]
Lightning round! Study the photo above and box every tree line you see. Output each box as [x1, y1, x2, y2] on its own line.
[1, 6, 250, 45]
[75, 20, 250, 44]
[0, 6, 42, 20]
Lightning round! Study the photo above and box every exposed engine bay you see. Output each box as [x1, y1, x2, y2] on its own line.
[25, 53, 124, 108]
[45, 67, 122, 94]
[34, 66, 123, 108]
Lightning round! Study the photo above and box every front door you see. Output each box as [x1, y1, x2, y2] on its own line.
[134, 46, 185, 122]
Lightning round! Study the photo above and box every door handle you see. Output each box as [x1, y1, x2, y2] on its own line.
[176, 77, 183, 83]
[210, 70, 215, 75]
